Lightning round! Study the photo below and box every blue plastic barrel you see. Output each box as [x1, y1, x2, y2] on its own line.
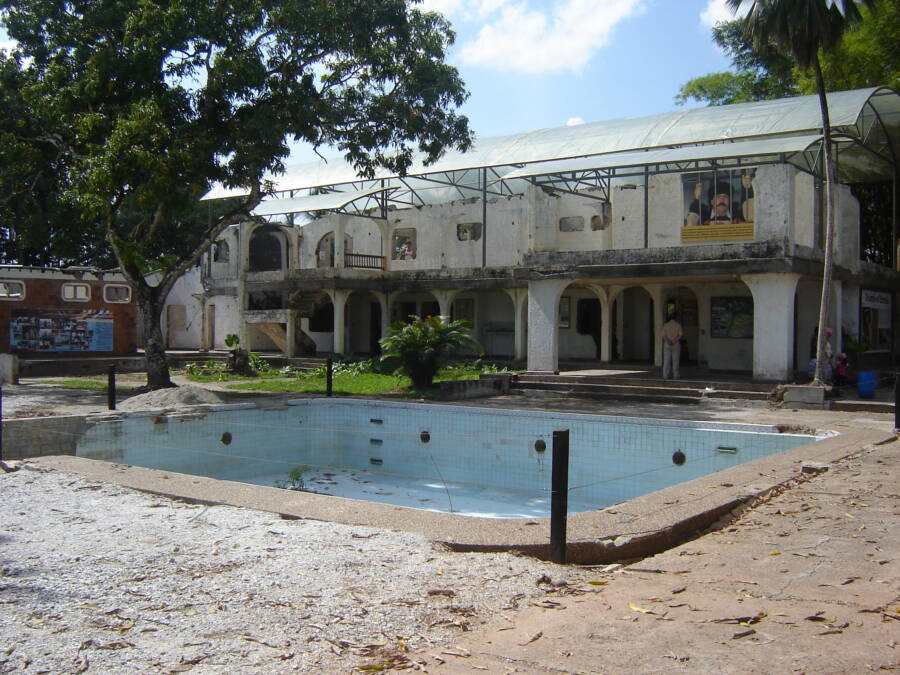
[857, 370, 877, 398]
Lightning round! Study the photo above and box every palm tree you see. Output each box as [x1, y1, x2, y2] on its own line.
[380, 315, 481, 389]
[727, 0, 875, 384]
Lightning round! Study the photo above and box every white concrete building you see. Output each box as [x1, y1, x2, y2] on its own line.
[193, 88, 899, 381]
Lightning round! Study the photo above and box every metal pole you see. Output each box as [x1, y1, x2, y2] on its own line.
[326, 357, 333, 397]
[107, 365, 116, 411]
[894, 374, 899, 432]
[0, 385, 4, 461]
[550, 428, 570, 564]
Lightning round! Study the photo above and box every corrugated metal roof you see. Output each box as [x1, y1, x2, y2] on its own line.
[203, 87, 898, 201]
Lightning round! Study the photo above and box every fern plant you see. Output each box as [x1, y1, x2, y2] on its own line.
[379, 315, 480, 388]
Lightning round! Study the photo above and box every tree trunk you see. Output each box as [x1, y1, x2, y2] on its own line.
[812, 57, 837, 386]
[136, 286, 174, 389]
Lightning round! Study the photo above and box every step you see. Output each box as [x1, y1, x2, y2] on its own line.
[510, 386, 702, 406]
[516, 379, 702, 398]
[518, 373, 774, 393]
[830, 400, 895, 414]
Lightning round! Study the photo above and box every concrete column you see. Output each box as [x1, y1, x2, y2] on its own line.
[831, 280, 843, 354]
[691, 284, 712, 369]
[285, 310, 296, 358]
[526, 279, 569, 372]
[328, 289, 351, 354]
[431, 290, 457, 320]
[643, 284, 665, 367]
[334, 216, 347, 269]
[503, 288, 528, 361]
[371, 291, 391, 347]
[603, 285, 625, 362]
[742, 273, 802, 381]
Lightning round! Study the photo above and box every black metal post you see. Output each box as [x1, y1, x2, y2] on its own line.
[107, 365, 116, 411]
[894, 374, 899, 432]
[0, 385, 4, 461]
[550, 428, 570, 564]
[326, 357, 333, 397]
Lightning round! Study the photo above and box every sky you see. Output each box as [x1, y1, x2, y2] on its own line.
[1, 0, 744, 161]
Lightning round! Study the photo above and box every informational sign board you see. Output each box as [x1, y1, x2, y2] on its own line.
[9, 308, 114, 352]
[710, 297, 753, 339]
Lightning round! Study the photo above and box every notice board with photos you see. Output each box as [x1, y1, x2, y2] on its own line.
[710, 296, 753, 339]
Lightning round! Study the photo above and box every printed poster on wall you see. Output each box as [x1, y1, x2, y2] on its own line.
[9, 308, 114, 352]
[710, 297, 754, 339]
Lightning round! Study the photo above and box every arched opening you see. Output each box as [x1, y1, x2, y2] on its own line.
[315, 232, 353, 268]
[558, 284, 603, 363]
[663, 286, 699, 366]
[249, 226, 285, 271]
[614, 286, 654, 363]
[390, 291, 439, 324]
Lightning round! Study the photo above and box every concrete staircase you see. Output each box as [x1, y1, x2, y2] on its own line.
[512, 372, 774, 405]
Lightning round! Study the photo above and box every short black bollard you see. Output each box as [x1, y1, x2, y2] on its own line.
[326, 357, 333, 397]
[550, 428, 570, 564]
[107, 365, 116, 411]
[0, 384, 4, 461]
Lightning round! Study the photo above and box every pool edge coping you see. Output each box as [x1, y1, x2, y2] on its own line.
[28, 424, 892, 565]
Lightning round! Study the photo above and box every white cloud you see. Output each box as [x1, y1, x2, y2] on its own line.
[418, 0, 467, 16]
[458, 0, 644, 74]
[700, 0, 746, 28]
[566, 117, 585, 126]
[0, 39, 16, 55]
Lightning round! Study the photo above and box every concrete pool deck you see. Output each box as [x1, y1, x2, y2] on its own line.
[7, 380, 897, 564]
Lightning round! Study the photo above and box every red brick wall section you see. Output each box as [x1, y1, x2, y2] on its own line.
[0, 278, 139, 355]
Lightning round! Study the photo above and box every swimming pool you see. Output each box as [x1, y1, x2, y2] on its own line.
[75, 399, 823, 518]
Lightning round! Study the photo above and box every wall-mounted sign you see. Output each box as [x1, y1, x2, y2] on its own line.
[10, 308, 114, 352]
[710, 296, 753, 339]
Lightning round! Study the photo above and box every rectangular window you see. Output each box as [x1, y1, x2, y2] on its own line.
[456, 222, 483, 241]
[0, 281, 25, 300]
[392, 229, 417, 260]
[682, 169, 755, 226]
[103, 284, 131, 303]
[62, 282, 90, 302]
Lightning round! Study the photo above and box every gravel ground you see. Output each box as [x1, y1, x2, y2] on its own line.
[0, 464, 591, 674]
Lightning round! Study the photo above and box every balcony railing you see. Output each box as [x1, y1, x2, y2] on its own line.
[345, 253, 386, 270]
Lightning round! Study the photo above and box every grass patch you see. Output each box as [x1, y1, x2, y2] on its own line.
[42, 378, 138, 392]
[226, 372, 411, 396]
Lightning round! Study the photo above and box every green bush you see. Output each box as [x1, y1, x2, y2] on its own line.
[379, 315, 481, 388]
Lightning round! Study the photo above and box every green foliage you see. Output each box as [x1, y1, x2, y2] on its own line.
[1, 0, 472, 386]
[379, 315, 481, 389]
[224, 334, 240, 349]
[677, 2, 894, 107]
[675, 19, 798, 106]
[274, 466, 309, 492]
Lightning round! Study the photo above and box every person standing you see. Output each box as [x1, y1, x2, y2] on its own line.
[662, 313, 684, 380]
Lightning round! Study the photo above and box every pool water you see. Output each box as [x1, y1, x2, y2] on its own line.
[75, 399, 823, 518]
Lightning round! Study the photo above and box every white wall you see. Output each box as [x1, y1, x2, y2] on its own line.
[160, 266, 203, 349]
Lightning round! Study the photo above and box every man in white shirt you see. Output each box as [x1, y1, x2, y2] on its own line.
[661, 314, 684, 380]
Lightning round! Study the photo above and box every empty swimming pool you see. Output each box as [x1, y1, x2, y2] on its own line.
[74, 399, 824, 518]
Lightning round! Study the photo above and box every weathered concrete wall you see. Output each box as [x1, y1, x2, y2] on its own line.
[208, 294, 240, 350]
[3, 415, 86, 459]
[835, 183, 860, 269]
[648, 174, 682, 249]
[558, 286, 600, 360]
[794, 171, 816, 249]
[160, 266, 203, 350]
[696, 281, 754, 372]
[755, 165, 793, 243]
[611, 182, 645, 249]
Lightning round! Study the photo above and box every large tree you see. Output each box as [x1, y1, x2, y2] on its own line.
[0, 0, 472, 388]
[726, 0, 875, 385]
[678, 1, 896, 107]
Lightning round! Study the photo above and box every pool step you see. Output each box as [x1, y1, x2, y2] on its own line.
[512, 379, 704, 405]
[512, 374, 773, 405]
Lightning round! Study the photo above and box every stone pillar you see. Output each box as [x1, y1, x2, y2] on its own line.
[328, 289, 351, 354]
[830, 280, 843, 354]
[285, 310, 296, 358]
[643, 284, 665, 367]
[742, 273, 802, 381]
[334, 216, 347, 269]
[603, 285, 625, 363]
[503, 288, 528, 361]
[0, 354, 19, 384]
[526, 279, 569, 372]
[432, 290, 457, 320]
